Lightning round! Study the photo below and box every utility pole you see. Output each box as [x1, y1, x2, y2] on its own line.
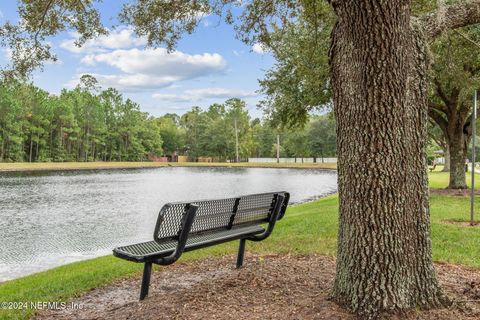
[234, 118, 239, 163]
[471, 90, 477, 226]
[276, 134, 280, 163]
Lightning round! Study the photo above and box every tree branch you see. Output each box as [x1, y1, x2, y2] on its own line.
[464, 63, 480, 77]
[454, 29, 480, 49]
[429, 102, 448, 114]
[76, 0, 85, 11]
[465, 105, 480, 126]
[34, 0, 56, 43]
[420, 0, 480, 40]
[458, 101, 473, 123]
[428, 108, 449, 133]
[432, 78, 454, 112]
[427, 124, 446, 149]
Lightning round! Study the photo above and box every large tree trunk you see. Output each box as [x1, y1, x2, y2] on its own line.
[329, 1, 445, 317]
[442, 145, 450, 172]
[448, 125, 469, 189]
[430, 101, 471, 187]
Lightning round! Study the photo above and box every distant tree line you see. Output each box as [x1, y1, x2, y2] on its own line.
[0, 77, 162, 162]
[0, 78, 336, 163]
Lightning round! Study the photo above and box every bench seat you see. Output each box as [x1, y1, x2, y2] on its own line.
[114, 225, 266, 263]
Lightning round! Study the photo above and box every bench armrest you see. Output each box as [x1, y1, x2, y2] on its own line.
[248, 194, 285, 242]
[154, 204, 198, 265]
[277, 192, 290, 220]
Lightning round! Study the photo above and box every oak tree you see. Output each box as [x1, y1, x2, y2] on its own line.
[4, 0, 480, 317]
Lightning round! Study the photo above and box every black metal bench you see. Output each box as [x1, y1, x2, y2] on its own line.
[113, 191, 290, 300]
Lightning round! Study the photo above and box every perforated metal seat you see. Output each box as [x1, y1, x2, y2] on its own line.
[114, 225, 265, 262]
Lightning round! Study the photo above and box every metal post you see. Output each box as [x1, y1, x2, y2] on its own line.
[234, 118, 239, 163]
[471, 90, 477, 226]
[236, 238, 246, 268]
[276, 134, 280, 164]
[140, 262, 152, 300]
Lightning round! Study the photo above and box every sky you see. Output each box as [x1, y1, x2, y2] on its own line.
[0, 1, 275, 118]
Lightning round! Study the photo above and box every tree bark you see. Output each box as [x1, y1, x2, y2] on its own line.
[421, 0, 480, 40]
[329, 1, 445, 317]
[442, 145, 450, 172]
[447, 120, 471, 188]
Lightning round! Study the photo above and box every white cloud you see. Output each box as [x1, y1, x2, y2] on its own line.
[3, 48, 12, 60]
[186, 87, 258, 99]
[3, 47, 62, 65]
[67, 73, 177, 91]
[72, 48, 227, 90]
[59, 27, 146, 54]
[152, 87, 258, 102]
[252, 43, 268, 55]
[82, 48, 226, 76]
[150, 93, 193, 103]
[62, 24, 227, 91]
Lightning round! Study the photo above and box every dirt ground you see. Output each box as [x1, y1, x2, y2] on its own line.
[33, 254, 480, 320]
[429, 188, 480, 196]
[441, 219, 480, 227]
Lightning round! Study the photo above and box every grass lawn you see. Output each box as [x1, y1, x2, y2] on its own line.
[1, 170, 479, 319]
[0, 161, 336, 172]
[428, 165, 480, 189]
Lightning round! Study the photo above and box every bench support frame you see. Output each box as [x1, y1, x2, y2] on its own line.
[139, 204, 198, 300]
[236, 238, 246, 268]
[140, 262, 152, 300]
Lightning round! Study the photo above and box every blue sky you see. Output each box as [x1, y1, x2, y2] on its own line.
[0, 1, 275, 118]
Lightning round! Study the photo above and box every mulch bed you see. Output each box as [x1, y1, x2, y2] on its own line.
[33, 254, 480, 320]
[430, 189, 480, 196]
[441, 219, 480, 227]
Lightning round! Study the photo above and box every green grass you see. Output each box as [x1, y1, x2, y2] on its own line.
[428, 165, 480, 189]
[1, 169, 480, 319]
[429, 194, 480, 266]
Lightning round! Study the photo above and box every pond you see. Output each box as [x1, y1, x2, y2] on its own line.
[0, 167, 337, 281]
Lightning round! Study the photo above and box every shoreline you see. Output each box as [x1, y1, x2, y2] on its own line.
[2, 193, 480, 319]
[0, 161, 337, 173]
[0, 192, 335, 283]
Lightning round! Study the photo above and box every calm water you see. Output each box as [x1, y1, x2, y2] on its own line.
[0, 167, 337, 281]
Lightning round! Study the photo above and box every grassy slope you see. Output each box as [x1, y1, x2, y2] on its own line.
[1, 171, 480, 319]
[0, 161, 336, 172]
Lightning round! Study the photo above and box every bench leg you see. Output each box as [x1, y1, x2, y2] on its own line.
[236, 239, 246, 268]
[140, 262, 152, 300]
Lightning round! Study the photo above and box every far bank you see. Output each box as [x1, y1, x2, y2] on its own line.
[0, 161, 337, 173]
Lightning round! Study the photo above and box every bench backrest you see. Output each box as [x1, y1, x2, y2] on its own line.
[153, 191, 290, 241]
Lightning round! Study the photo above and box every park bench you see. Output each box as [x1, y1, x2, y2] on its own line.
[113, 191, 290, 300]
